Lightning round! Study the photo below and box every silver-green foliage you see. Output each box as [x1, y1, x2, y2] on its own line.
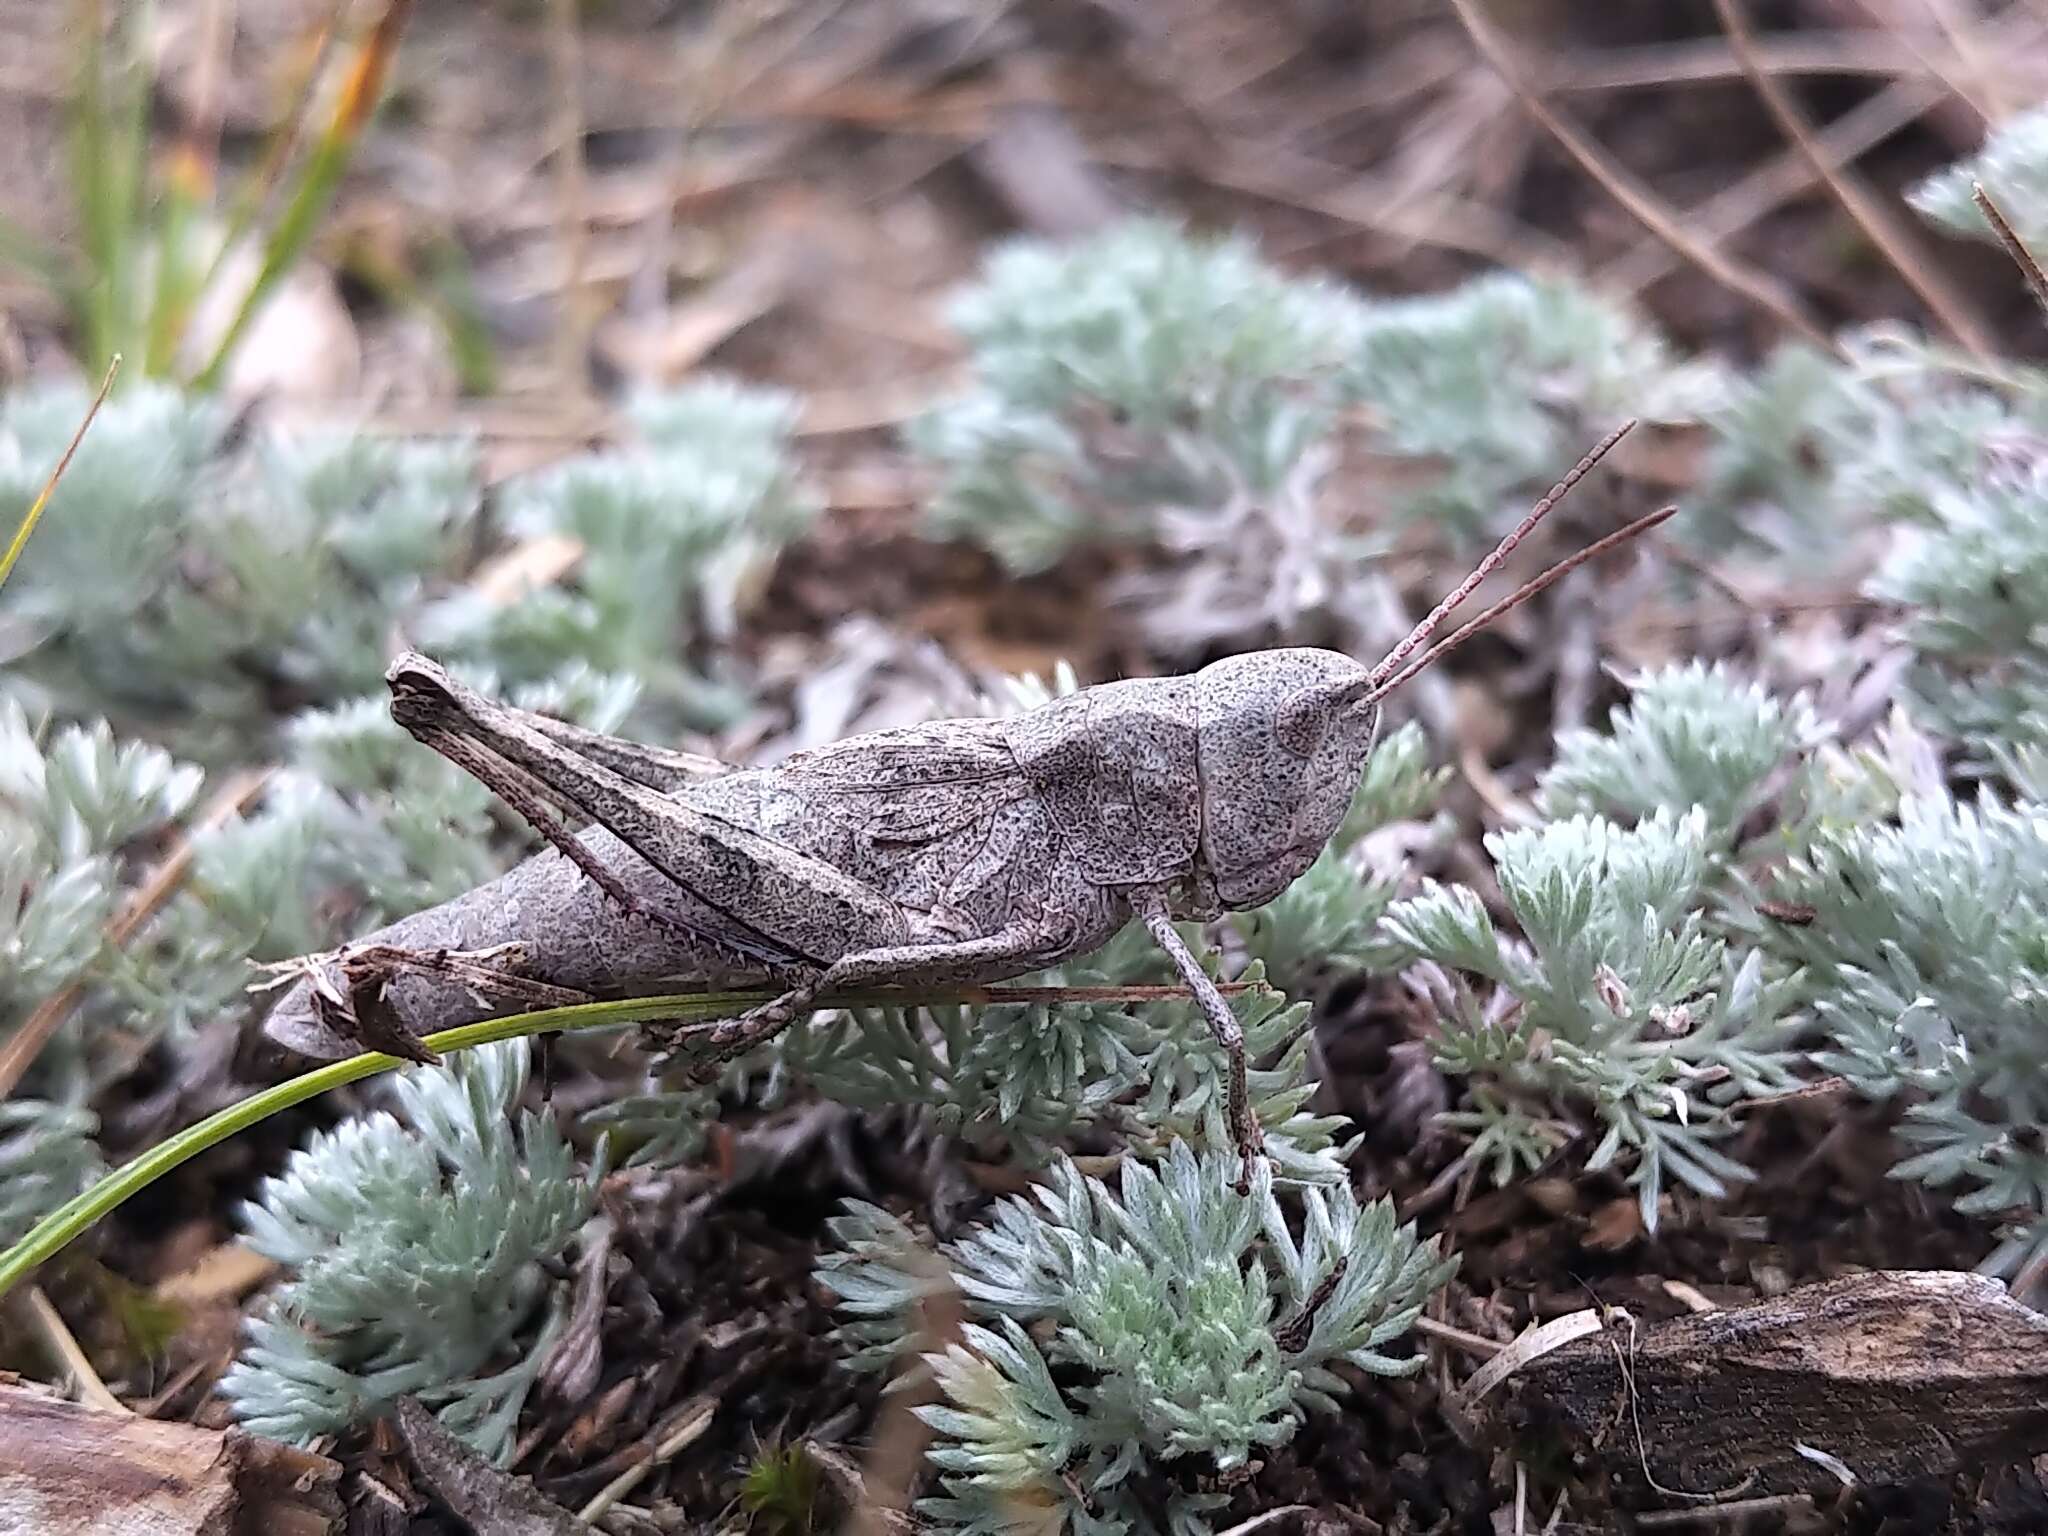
[0, 700, 201, 1101]
[1382, 807, 1802, 1228]
[1769, 790, 2048, 1279]
[1539, 661, 1822, 850]
[419, 380, 818, 733]
[1910, 103, 2048, 249]
[912, 218, 1369, 652]
[0, 365, 798, 1093]
[219, 1038, 597, 1461]
[0, 384, 482, 757]
[1867, 425, 2048, 768]
[0, 375, 813, 1441]
[817, 1143, 1454, 1536]
[1344, 271, 1716, 547]
[780, 950, 1352, 1183]
[0, 1099, 104, 1251]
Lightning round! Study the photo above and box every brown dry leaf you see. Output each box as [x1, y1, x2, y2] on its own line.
[153, 1242, 279, 1309]
[1521, 1177, 1580, 1220]
[1581, 1195, 1645, 1253]
[593, 219, 813, 388]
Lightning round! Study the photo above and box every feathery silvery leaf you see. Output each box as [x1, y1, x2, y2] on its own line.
[1383, 809, 1801, 1227]
[1910, 104, 2048, 248]
[821, 1143, 1450, 1534]
[1343, 271, 1719, 547]
[912, 219, 1372, 655]
[220, 1039, 596, 1462]
[1770, 788, 2048, 1258]
[1539, 662, 1822, 849]
[0, 1099, 104, 1250]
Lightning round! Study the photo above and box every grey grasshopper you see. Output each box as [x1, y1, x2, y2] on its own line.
[262, 424, 1668, 1188]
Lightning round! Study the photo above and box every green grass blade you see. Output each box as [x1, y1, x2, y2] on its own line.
[0, 978, 1242, 1298]
[0, 991, 753, 1300]
[0, 355, 121, 594]
[194, 0, 413, 391]
[64, 0, 155, 374]
[144, 164, 206, 377]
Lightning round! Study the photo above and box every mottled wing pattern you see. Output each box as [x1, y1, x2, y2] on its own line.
[783, 723, 1026, 843]
[685, 721, 1035, 923]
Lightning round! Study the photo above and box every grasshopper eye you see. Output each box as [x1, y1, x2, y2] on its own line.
[1275, 691, 1331, 757]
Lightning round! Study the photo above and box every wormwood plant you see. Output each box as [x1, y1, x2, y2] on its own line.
[819, 1143, 1453, 1536]
[0, 373, 807, 1285]
[1910, 102, 2048, 251]
[1342, 271, 1716, 549]
[1378, 661, 1834, 1226]
[0, 1099, 103, 1253]
[1381, 806, 1803, 1229]
[911, 218, 1373, 654]
[1769, 791, 2048, 1279]
[0, 698, 197, 1241]
[1865, 408, 2048, 770]
[218, 1037, 597, 1460]
[910, 222, 1740, 690]
[417, 380, 819, 733]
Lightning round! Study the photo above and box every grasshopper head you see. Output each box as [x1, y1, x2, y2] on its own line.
[1194, 648, 1379, 909]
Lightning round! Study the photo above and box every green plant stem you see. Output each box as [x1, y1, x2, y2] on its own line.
[0, 980, 1258, 1300]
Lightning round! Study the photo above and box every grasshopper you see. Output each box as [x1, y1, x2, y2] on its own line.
[262, 424, 1670, 1188]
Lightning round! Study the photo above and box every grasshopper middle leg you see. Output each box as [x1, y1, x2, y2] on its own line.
[659, 922, 1056, 1082]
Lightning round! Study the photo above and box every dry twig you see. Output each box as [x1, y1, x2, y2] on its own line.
[1713, 0, 1996, 356]
[1444, 0, 1833, 349]
[1603, 72, 1949, 295]
[11, 1285, 128, 1415]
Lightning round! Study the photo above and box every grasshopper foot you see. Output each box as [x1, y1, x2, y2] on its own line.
[651, 973, 825, 1084]
[1230, 1110, 1267, 1199]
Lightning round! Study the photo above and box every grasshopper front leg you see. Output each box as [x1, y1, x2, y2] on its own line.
[1128, 887, 1264, 1194]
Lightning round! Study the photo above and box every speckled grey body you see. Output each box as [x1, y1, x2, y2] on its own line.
[262, 647, 1384, 1173]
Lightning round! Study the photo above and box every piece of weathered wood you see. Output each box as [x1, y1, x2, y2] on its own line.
[0, 1382, 340, 1536]
[393, 1397, 588, 1535]
[1472, 1270, 2048, 1506]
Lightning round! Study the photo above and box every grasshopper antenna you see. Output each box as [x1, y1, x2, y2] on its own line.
[1364, 418, 1637, 693]
[1366, 503, 1678, 704]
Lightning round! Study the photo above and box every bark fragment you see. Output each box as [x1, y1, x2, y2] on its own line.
[1472, 1271, 2048, 1506]
[0, 1381, 341, 1536]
